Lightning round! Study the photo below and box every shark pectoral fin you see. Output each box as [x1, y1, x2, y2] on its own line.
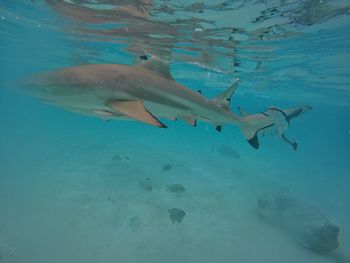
[181, 116, 197, 127]
[283, 105, 312, 121]
[108, 100, 166, 128]
[281, 134, 298, 150]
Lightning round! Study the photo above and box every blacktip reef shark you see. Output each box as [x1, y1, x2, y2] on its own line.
[25, 56, 311, 149]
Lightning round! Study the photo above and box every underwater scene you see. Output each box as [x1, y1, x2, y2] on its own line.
[0, 0, 350, 262]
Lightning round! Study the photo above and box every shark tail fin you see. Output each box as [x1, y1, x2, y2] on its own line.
[239, 105, 312, 149]
[212, 79, 239, 111]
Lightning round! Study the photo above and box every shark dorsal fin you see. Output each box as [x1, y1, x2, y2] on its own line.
[139, 56, 173, 80]
[212, 78, 239, 111]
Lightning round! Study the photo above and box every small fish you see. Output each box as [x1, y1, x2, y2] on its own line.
[112, 154, 123, 161]
[161, 164, 172, 173]
[112, 154, 130, 161]
[166, 184, 186, 193]
[168, 208, 186, 223]
[138, 179, 153, 192]
[107, 196, 116, 203]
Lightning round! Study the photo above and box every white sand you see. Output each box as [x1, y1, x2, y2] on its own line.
[0, 106, 349, 263]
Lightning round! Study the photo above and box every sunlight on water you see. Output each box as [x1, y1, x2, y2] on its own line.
[0, 1, 349, 263]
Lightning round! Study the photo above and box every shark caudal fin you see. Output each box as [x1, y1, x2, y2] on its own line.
[239, 105, 312, 149]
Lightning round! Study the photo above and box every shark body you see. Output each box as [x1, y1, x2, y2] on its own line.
[26, 57, 311, 149]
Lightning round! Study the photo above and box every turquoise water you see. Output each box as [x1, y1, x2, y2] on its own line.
[0, 1, 350, 262]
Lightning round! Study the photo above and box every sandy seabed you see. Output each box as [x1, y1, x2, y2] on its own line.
[0, 99, 349, 263]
